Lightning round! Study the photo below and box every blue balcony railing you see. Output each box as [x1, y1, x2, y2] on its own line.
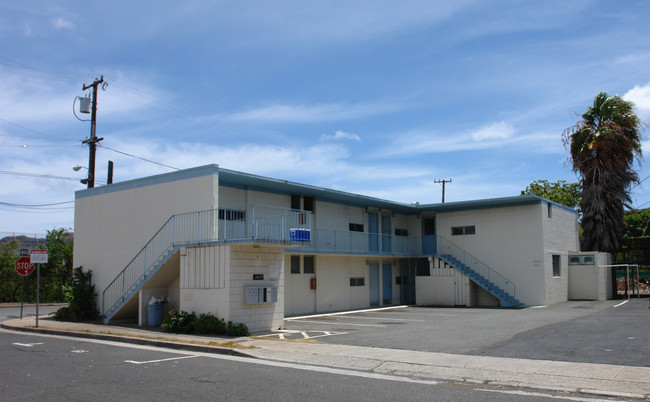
[287, 228, 418, 256]
[102, 204, 311, 323]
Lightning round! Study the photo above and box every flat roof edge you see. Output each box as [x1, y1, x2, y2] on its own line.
[75, 164, 219, 199]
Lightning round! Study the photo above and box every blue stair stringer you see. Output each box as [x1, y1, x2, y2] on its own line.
[436, 237, 522, 307]
[102, 206, 312, 324]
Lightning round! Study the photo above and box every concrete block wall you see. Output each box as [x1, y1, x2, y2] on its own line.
[228, 245, 284, 333]
[543, 204, 579, 305]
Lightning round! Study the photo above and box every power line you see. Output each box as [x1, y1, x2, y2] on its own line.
[0, 117, 80, 143]
[99, 144, 180, 171]
[0, 201, 74, 207]
[0, 170, 80, 181]
[0, 170, 105, 185]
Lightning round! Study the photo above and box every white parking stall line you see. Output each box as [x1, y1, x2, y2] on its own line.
[285, 305, 407, 321]
[259, 330, 349, 339]
[328, 315, 423, 322]
[288, 319, 386, 327]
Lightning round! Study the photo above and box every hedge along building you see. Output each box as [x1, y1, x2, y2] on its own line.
[73, 164, 581, 332]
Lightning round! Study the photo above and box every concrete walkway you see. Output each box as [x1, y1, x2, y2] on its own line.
[2, 316, 649, 400]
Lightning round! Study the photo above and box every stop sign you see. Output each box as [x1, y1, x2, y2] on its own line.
[15, 256, 34, 276]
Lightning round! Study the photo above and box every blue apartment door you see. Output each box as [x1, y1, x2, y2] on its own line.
[382, 262, 392, 305]
[369, 263, 380, 306]
[381, 213, 391, 253]
[422, 216, 436, 255]
[368, 212, 379, 252]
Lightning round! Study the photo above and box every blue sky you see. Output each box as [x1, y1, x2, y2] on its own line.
[1, 0, 650, 235]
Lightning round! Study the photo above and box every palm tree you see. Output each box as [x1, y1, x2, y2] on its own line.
[563, 92, 644, 252]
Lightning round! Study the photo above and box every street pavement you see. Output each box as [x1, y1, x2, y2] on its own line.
[2, 300, 649, 400]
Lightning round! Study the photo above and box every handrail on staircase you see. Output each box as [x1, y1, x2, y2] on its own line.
[437, 236, 516, 301]
[101, 205, 311, 322]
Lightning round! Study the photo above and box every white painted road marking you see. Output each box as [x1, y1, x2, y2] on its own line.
[12, 342, 44, 347]
[125, 355, 200, 365]
[260, 330, 349, 340]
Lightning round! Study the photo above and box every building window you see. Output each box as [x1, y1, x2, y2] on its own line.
[552, 255, 561, 277]
[423, 217, 436, 236]
[303, 196, 314, 212]
[395, 228, 408, 236]
[350, 277, 365, 287]
[451, 225, 475, 236]
[349, 223, 364, 232]
[415, 260, 430, 276]
[218, 209, 245, 220]
[291, 194, 301, 210]
[291, 255, 300, 274]
[303, 256, 315, 274]
[548, 203, 553, 218]
[569, 255, 595, 266]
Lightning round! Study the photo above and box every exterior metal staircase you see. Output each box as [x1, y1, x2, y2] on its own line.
[436, 236, 522, 307]
[102, 205, 311, 324]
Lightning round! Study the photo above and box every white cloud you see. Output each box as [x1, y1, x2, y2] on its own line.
[377, 120, 557, 157]
[320, 130, 361, 142]
[471, 121, 515, 141]
[52, 17, 73, 30]
[222, 101, 403, 123]
[623, 83, 650, 121]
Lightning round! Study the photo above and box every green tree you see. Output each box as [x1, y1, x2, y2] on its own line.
[0, 239, 21, 302]
[521, 180, 581, 212]
[622, 208, 650, 238]
[563, 92, 644, 252]
[40, 228, 74, 302]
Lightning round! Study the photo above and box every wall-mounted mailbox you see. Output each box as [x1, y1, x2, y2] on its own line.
[245, 286, 278, 304]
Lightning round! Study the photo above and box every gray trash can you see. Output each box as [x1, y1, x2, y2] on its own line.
[148, 303, 163, 326]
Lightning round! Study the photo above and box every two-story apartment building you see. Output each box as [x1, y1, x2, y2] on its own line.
[73, 164, 581, 332]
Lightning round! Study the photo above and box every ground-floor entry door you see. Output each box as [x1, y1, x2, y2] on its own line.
[369, 263, 380, 306]
[399, 259, 416, 305]
[382, 262, 392, 305]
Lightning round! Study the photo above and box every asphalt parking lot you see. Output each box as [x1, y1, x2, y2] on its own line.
[260, 298, 650, 367]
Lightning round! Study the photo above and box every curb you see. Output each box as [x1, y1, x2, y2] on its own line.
[0, 321, 255, 359]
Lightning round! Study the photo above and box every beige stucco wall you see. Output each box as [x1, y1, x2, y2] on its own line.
[416, 257, 471, 306]
[179, 245, 230, 319]
[435, 203, 577, 306]
[568, 252, 612, 301]
[74, 166, 219, 312]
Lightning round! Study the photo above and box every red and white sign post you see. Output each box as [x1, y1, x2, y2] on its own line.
[30, 250, 48, 328]
[15, 256, 35, 319]
[15, 256, 34, 276]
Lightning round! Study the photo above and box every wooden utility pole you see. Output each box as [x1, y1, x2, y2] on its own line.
[81, 76, 104, 188]
[434, 179, 452, 203]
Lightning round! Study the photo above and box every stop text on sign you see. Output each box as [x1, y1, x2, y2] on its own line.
[15, 256, 34, 276]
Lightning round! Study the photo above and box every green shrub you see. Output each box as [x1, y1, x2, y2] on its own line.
[226, 321, 250, 337]
[161, 310, 249, 336]
[53, 267, 99, 322]
[191, 313, 227, 334]
[161, 310, 196, 333]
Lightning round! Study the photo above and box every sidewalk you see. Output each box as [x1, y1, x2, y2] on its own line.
[3, 315, 649, 400]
